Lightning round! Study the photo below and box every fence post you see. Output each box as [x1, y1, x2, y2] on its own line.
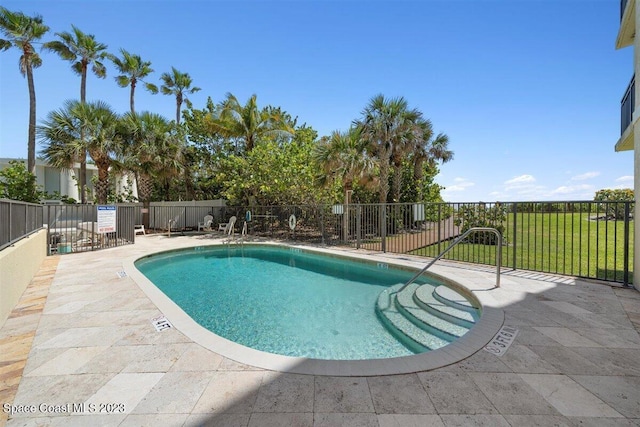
[320, 208, 326, 245]
[624, 202, 631, 286]
[356, 204, 361, 250]
[381, 204, 387, 253]
[437, 204, 442, 256]
[512, 202, 518, 271]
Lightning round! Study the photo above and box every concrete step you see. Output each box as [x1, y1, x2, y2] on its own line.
[395, 283, 471, 339]
[376, 284, 449, 352]
[414, 285, 479, 328]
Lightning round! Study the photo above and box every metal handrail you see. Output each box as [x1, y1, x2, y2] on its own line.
[398, 227, 502, 292]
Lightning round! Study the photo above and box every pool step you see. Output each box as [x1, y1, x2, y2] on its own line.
[376, 285, 449, 352]
[396, 283, 470, 339]
[414, 285, 478, 328]
[433, 285, 479, 312]
[376, 283, 479, 353]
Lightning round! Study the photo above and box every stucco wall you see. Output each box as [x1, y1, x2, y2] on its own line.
[0, 229, 48, 327]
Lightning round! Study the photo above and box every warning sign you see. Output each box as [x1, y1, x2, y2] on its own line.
[97, 205, 116, 233]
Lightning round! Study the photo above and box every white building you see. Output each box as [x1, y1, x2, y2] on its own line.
[0, 158, 137, 202]
[616, 0, 639, 289]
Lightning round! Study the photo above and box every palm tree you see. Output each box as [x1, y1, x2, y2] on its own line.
[213, 93, 294, 152]
[111, 48, 158, 114]
[119, 111, 183, 225]
[39, 100, 121, 204]
[43, 25, 109, 203]
[412, 118, 453, 192]
[355, 94, 413, 204]
[389, 107, 423, 203]
[0, 7, 49, 174]
[314, 127, 376, 241]
[160, 67, 200, 124]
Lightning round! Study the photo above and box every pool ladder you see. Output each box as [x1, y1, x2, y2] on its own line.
[398, 227, 502, 293]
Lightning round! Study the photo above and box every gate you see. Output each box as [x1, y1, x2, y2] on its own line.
[46, 204, 136, 255]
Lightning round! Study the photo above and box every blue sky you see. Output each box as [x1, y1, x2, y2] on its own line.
[0, 0, 633, 202]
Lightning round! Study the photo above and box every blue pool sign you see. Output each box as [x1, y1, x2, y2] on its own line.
[97, 205, 117, 233]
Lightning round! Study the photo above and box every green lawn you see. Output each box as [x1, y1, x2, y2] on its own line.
[411, 212, 633, 284]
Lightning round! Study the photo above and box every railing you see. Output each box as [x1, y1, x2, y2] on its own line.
[44, 204, 136, 254]
[4, 199, 629, 285]
[622, 74, 635, 135]
[0, 199, 44, 251]
[399, 227, 502, 293]
[218, 201, 633, 285]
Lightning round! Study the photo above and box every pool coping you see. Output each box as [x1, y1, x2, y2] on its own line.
[123, 241, 505, 376]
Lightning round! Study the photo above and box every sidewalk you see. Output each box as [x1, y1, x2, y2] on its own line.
[1, 235, 639, 426]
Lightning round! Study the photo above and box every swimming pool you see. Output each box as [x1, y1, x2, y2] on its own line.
[134, 244, 479, 361]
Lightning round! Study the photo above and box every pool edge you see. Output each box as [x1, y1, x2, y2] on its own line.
[124, 241, 505, 376]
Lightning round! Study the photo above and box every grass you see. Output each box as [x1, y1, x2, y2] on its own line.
[411, 212, 634, 283]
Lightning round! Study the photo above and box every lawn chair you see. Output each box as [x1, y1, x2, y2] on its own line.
[198, 215, 213, 231]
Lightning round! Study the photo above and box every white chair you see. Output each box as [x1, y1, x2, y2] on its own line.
[223, 216, 237, 242]
[218, 216, 236, 233]
[198, 215, 213, 231]
[134, 224, 146, 235]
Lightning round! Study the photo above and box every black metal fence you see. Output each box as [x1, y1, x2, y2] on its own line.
[0, 199, 44, 251]
[45, 204, 136, 254]
[209, 201, 633, 285]
[1, 199, 633, 284]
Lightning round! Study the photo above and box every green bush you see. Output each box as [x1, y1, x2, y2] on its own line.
[454, 203, 506, 245]
[594, 188, 634, 220]
[0, 160, 42, 203]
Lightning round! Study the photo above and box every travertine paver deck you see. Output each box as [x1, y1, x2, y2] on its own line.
[1, 234, 639, 426]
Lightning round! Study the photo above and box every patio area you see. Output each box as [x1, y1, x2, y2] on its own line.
[1, 234, 640, 426]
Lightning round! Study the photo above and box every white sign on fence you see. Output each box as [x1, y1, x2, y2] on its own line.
[97, 205, 117, 233]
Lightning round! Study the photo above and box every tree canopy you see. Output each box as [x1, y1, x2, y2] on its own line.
[2, 6, 453, 207]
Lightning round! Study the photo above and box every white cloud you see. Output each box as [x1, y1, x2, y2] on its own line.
[550, 184, 594, 196]
[616, 175, 633, 183]
[443, 177, 475, 192]
[505, 174, 535, 186]
[571, 171, 600, 181]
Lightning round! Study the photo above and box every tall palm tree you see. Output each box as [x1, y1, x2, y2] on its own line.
[160, 67, 200, 124]
[39, 100, 121, 204]
[355, 94, 412, 204]
[119, 111, 183, 225]
[0, 7, 49, 174]
[213, 93, 294, 152]
[43, 25, 109, 203]
[314, 127, 377, 241]
[389, 107, 423, 203]
[412, 118, 452, 188]
[111, 48, 158, 114]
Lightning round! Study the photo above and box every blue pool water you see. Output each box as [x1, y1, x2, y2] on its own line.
[135, 245, 443, 360]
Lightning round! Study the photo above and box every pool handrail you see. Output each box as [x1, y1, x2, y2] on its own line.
[398, 227, 502, 292]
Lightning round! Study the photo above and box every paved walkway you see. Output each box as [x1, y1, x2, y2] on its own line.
[1, 235, 639, 426]
[360, 217, 461, 254]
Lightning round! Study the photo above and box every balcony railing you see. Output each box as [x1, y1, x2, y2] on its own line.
[621, 74, 635, 135]
[621, 0, 629, 20]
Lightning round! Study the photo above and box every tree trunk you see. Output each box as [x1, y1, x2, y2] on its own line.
[130, 79, 136, 114]
[176, 93, 182, 124]
[391, 161, 402, 203]
[79, 67, 87, 203]
[378, 148, 390, 203]
[136, 173, 154, 229]
[26, 63, 36, 175]
[93, 156, 111, 204]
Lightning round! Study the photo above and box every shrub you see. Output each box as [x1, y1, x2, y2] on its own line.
[454, 203, 506, 245]
[594, 188, 634, 220]
[0, 160, 42, 203]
